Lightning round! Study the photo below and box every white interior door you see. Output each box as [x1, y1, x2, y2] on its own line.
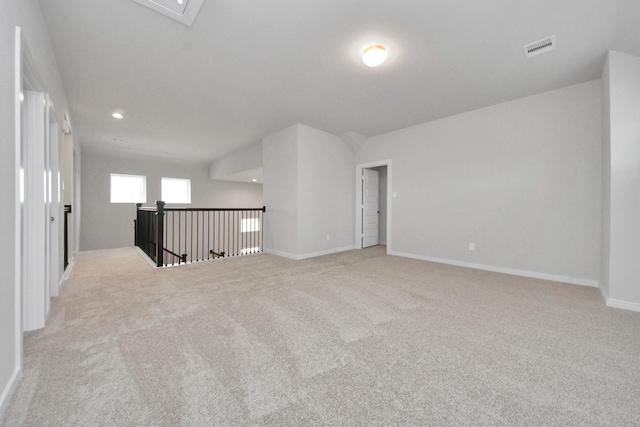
[23, 90, 47, 331]
[362, 169, 379, 248]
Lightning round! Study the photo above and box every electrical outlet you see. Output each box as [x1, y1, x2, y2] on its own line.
[469, 243, 475, 251]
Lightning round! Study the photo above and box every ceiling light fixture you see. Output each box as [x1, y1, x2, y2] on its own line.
[252, 179, 257, 182]
[112, 109, 124, 119]
[362, 44, 387, 67]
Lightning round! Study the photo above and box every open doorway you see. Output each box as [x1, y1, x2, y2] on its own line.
[355, 160, 392, 251]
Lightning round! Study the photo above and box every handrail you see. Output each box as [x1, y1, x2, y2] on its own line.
[137, 206, 266, 212]
[164, 207, 266, 212]
[163, 247, 186, 263]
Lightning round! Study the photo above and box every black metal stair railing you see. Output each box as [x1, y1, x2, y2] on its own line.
[135, 201, 265, 267]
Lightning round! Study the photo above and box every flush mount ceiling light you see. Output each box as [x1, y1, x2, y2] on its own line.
[112, 109, 125, 119]
[362, 44, 387, 67]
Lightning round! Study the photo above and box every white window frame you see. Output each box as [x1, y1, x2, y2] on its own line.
[161, 177, 191, 204]
[110, 173, 147, 203]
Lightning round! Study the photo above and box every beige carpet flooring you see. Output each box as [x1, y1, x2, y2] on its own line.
[3, 246, 640, 426]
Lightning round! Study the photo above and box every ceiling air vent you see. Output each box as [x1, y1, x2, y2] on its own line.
[523, 35, 556, 59]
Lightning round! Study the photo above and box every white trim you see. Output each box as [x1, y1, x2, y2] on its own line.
[264, 248, 299, 260]
[8, 26, 23, 421]
[135, 246, 159, 269]
[58, 257, 75, 294]
[598, 284, 609, 303]
[355, 160, 392, 252]
[265, 246, 355, 261]
[605, 298, 640, 313]
[599, 283, 640, 312]
[131, 0, 205, 27]
[0, 367, 20, 422]
[389, 250, 599, 287]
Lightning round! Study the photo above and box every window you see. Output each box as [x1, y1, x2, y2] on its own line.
[241, 217, 260, 233]
[161, 177, 191, 204]
[110, 174, 146, 203]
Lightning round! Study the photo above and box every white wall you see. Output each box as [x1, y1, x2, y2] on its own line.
[0, 0, 75, 417]
[61, 133, 75, 265]
[209, 143, 262, 180]
[601, 51, 640, 311]
[262, 125, 300, 255]
[0, 12, 20, 418]
[600, 56, 612, 298]
[263, 124, 355, 259]
[80, 146, 263, 251]
[357, 80, 602, 285]
[298, 125, 354, 255]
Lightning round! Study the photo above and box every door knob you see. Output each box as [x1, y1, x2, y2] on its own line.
[50, 217, 55, 222]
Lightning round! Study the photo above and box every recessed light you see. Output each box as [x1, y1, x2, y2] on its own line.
[252, 179, 257, 182]
[362, 44, 387, 67]
[112, 109, 124, 119]
[177, 0, 183, 4]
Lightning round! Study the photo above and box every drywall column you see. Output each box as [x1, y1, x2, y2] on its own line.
[262, 125, 300, 256]
[297, 125, 355, 256]
[262, 124, 355, 259]
[601, 51, 640, 311]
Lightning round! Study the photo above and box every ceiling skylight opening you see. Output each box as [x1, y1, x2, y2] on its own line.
[131, 0, 204, 26]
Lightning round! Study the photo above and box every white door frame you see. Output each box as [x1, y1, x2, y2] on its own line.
[46, 96, 62, 297]
[362, 169, 380, 248]
[10, 26, 24, 405]
[355, 160, 392, 251]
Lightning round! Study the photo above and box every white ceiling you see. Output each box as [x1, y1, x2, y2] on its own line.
[39, 0, 640, 163]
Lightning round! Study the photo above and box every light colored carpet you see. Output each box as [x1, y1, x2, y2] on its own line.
[3, 246, 640, 426]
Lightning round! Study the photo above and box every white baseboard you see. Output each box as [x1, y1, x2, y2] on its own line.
[598, 284, 640, 312]
[58, 258, 75, 294]
[599, 285, 609, 303]
[135, 247, 158, 269]
[0, 367, 20, 422]
[606, 298, 640, 312]
[264, 248, 299, 260]
[265, 246, 355, 261]
[388, 250, 599, 288]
